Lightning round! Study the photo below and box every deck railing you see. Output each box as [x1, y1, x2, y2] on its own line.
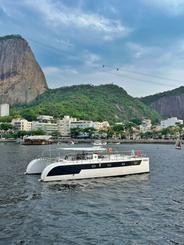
[38, 150, 146, 164]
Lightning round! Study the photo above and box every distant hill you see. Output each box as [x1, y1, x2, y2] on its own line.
[0, 34, 48, 105]
[141, 86, 184, 120]
[11, 84, 160, 124]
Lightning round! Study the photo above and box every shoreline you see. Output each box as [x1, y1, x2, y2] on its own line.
[0, 138, 181, 145]
[58, 139, 180, 145]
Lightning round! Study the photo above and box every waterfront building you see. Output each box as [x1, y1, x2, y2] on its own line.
[131, 127, 141, 140]
[37, 115, 54, 123]
[70, 120, 95, 130]
[11, 119, 32, 131]
[58, 115, 77, 136]
[32, 121, 58, 134]
[94, 121, 110, 131]
[140, 119, 152, 133]
[58, 116, 110, 136]
[0, 104, 9, 116]
[161, 117, 183, 128]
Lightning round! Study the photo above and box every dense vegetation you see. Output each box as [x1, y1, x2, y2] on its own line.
[0, 34, 23, 41]
[11, 84, 161, 124]
[141, 86, 184, 105]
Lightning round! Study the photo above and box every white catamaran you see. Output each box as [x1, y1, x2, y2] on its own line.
[25, 147, 150, 182]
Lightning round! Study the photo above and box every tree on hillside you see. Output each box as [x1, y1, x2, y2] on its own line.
[32, 129, 46, 135]
[82, 127, 96, 138]
[112, 124, 126, 139]
[130, 118, 142, 125]
[21, 109, 37, 121]
[0, 123, 13, 131]
[0, 116, 13, 123]
[70, 128, 81, 138]
[16, 130, 29, 138]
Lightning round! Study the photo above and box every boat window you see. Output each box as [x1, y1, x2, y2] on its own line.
[91, 165, 96, 168]
[107, 163, 111, 167]
[134, 161, 140, 165]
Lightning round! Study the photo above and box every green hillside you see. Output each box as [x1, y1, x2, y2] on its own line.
[0, 34, 23, 41]
[11, 84, 161, 124]
[141, 86, 184, 105]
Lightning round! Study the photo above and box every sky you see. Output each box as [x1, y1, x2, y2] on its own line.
[0, 0, 184, 97]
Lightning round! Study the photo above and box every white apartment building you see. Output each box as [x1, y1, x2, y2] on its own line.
[70, 120, 95, 130]
[32, 121, 58, 134]
[140, 119, 152, 133]
[94, 121, 110, 131]
[0, 104, 9, 116]
[37, 115, 54, 122]
[11, 119, 32, 131]
[161, 117, 183, 128]
[57, 116, 110, 136]
[58, 115, 77, 136]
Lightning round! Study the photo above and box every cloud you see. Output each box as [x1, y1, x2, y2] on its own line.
[126, 42, 158, 59]
[83, 52, 101, 67]
[0, 1, 24, 18]
[43, 66, 61, 76]
[43, 39, 184, 96]
[44, 64, 173, 97]
[142, 0, 184, 15]
[2, 0, 184, 97]
[25, 0, 129, 39]
[43, 65, 80, 88]
[44, 66, 78, 76]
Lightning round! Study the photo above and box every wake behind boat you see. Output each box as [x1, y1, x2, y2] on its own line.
[26, 146, 150, 182]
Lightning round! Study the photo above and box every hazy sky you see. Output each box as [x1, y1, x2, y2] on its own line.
[1, 0, 184, 97]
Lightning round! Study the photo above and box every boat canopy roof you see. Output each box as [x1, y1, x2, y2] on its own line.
[60, 147, 106, 152]
[24, 135, 52, 140]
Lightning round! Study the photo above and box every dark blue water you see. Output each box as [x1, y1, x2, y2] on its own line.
[0, 143, 184, 244]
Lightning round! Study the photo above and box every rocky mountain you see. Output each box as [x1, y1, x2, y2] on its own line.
[12, 84, 161, 123]
[0, 35, 48, 105]
[141, 86, 184, 120]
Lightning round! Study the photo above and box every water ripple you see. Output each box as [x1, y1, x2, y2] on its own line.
[0, 144, 184, 244]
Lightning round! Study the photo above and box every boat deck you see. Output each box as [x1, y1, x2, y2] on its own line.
[39, 152, 146, 166]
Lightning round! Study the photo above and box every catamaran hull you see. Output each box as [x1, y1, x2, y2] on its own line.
[26, 158, 54, 174]
[176, 147, 181, 150]
[40, 158, 149, 182]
